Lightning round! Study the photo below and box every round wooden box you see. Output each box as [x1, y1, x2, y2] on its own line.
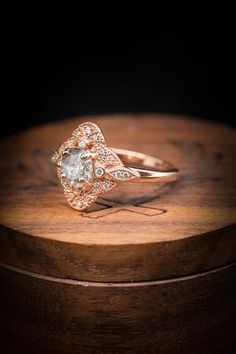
[0, 115, 236, 354]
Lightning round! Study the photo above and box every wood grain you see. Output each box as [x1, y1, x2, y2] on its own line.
[0, 261, 235, 354]
[0, 114, 236, 353]
[0, 114, 236, 282]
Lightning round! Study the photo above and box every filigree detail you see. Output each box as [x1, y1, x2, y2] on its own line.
[52, 122, 140, 211]
[108, 166, 140, 181]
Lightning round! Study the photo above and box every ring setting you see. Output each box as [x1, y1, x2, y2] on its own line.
[52, 122, 179, 211]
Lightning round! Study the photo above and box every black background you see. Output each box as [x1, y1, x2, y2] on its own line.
[4, 3, 236, 138]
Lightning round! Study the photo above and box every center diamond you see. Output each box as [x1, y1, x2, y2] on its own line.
[61, 148, 93, 182]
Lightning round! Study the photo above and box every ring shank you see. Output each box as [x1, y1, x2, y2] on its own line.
[112, 148, 179, 183]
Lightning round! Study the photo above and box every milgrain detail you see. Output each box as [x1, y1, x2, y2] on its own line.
[52, 122, 144, 211]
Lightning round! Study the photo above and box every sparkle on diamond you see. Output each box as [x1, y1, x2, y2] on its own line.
[61, 148, 93, 182]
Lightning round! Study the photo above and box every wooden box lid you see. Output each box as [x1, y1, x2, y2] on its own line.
[0, 114, 235, 282]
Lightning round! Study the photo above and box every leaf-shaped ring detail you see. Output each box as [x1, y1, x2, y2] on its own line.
[52, 122, 179, 211]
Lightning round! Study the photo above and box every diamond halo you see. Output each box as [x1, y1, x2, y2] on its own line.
[52, 122, 140, 211]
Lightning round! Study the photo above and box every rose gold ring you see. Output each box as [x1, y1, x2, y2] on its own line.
[52, 122, 179, 211]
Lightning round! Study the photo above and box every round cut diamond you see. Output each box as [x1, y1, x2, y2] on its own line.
[83, 126, 91, 134]
[123, 171, 129, 178]
[79, 139, 89, 148]
[61, 148, 93, 182]
[103, 181, 112, 191]
[95, 167, 105, 177]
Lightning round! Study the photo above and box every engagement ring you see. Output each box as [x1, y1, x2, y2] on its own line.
[52, 122, 179, 211]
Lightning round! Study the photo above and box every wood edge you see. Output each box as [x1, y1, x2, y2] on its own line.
[1, 221, 235, 246]
[0, 223, 236, 282]
[1, 113, 235, 146]
[0, 260, 235, 287]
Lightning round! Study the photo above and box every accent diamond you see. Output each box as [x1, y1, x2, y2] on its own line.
[75, 199, 82, 208]
[79, 139, 89, 148]
[83, 126, 91, 134]
[103, 181, 113, 191]
[95, 167, 105, 177]
[123, 171, 129, 178]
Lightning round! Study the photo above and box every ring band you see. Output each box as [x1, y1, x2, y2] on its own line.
[112, 148, 179, 183]
[52, 122, 179, 211]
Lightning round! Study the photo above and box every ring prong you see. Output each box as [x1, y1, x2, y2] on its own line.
[89, 152, 97, 160]
[62, 148, 70, 156]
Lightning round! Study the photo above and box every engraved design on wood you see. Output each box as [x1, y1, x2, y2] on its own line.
[81, 197, 167, 219]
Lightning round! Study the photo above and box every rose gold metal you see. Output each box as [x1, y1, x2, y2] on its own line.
[52, 122, 179, 211]
[112, 148, 179, 183]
